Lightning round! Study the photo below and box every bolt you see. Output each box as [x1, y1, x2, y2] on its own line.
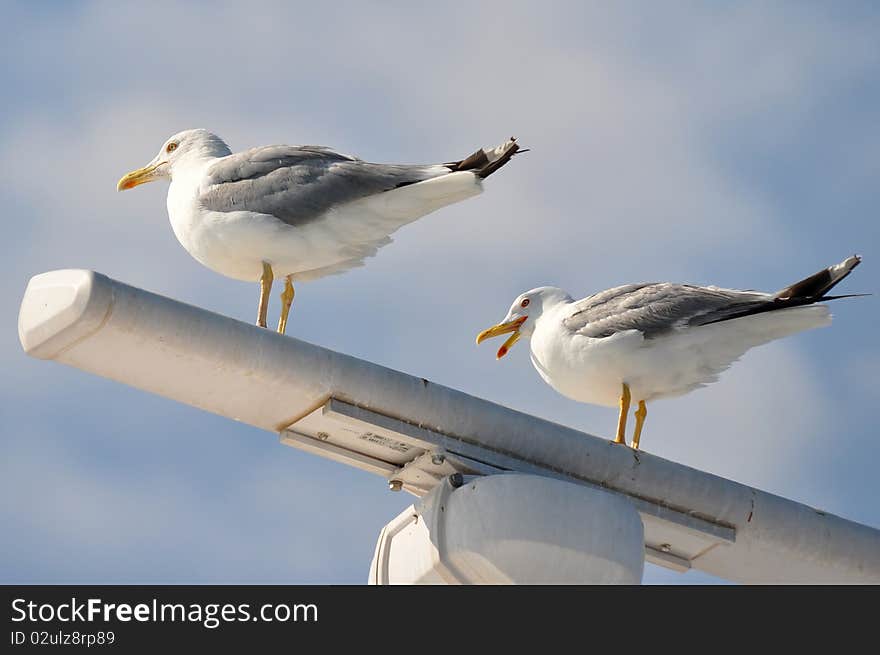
[431, 453, 445, 465]
[449, 473, 464, 488]
[388, 479, 403, 492]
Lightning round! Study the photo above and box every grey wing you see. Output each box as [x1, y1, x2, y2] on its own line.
[563, 283, 772, 339]
[199, 145, 449, 226]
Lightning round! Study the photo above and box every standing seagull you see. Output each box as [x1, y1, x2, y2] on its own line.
[476, 256, 862, 450]
[118, 129, 521, 333]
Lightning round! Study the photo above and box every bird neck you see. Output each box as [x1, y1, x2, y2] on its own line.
[194, 133, 232, 159]
[173, 135, 232, 175]
[526, 296, 572, 337]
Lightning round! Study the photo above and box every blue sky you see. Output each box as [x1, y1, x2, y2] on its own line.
[2, 1, 878, 584]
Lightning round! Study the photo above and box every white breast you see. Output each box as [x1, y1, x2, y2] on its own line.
[166, 162, 212, 262]
[529, 316, 645, 407]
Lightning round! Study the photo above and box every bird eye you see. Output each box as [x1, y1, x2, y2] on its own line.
[520, 298, 530, 308]
[166, 142, 178, 153]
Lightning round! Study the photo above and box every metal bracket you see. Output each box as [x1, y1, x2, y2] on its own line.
[280, 397, 734, 571]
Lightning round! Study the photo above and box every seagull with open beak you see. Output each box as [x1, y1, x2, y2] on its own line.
[477, 257, 862, 451]
[475, 289, 562, 360]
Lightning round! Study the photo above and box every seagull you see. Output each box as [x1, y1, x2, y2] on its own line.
[476, 256, 863, 450]
[118, 129, 522, 334]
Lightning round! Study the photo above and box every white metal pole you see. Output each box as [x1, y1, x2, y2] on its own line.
[18, 270, 880, 583]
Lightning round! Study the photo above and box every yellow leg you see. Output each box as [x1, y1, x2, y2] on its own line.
[632, 400, 647, 450]
[256, 261, 273, 328]
[277, 276, 295, 335]
[614, 382, 631, 444]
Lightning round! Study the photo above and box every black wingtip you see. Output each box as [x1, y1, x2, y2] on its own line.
[820, 292, 871, 300]
[445, 138, 525, 178]
[776, 254, 864, 301]
[477, 139, 522, 179]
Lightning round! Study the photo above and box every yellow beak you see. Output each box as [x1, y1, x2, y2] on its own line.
[475, 317, 527, 359]
[117, 162, 162, 191]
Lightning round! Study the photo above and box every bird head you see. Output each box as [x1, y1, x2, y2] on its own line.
[117, 129, 231, 191]
[476, 286, 572, 359]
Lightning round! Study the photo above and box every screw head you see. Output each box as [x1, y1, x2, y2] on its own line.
[449, 473, 464, 488]
[660, 543, 672, 553]
[431, 453, 445, 465]
[388, 479, 403, 492]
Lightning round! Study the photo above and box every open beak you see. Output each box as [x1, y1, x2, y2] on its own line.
[475, 316, 527, 359]
[117, 162, 163, 191]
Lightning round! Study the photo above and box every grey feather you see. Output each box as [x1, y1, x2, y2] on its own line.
[563, 283, 772, 339]
[199, 145, 449, 227]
